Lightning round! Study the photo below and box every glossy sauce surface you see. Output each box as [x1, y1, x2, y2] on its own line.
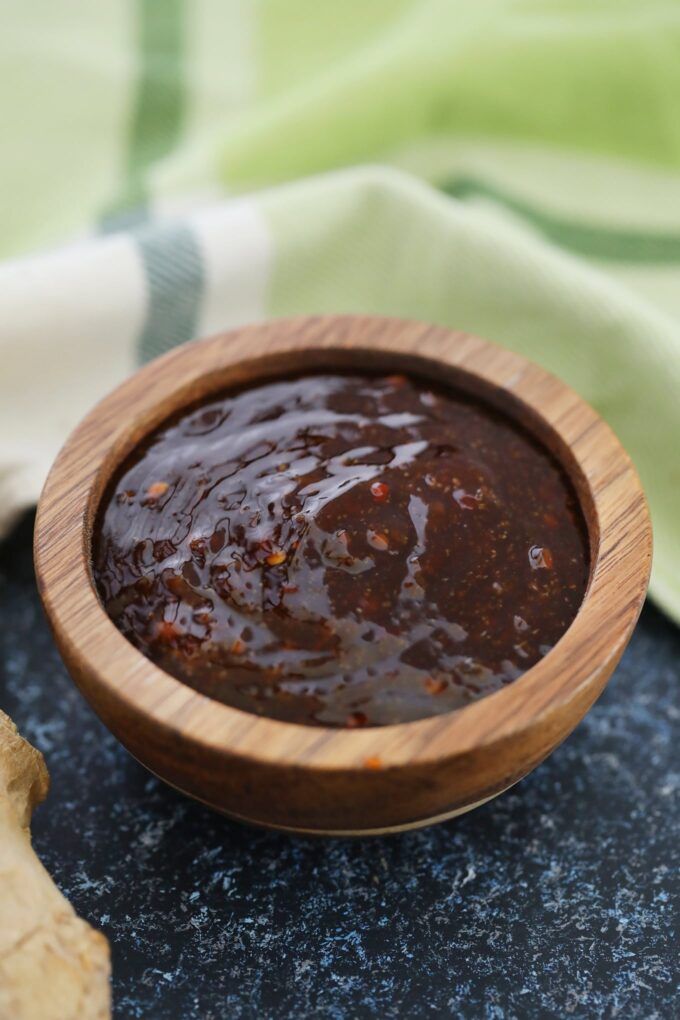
[94, 374, 589, 726]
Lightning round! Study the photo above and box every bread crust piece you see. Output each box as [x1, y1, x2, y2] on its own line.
[0, 710, 110, 1020]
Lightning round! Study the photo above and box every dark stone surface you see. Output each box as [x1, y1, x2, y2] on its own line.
[1, 511, 678, 1019]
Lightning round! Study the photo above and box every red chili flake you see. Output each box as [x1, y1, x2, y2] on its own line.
[165, 575, 186, 598]
[346, 711, 368, 728]
[424, 677, 447, 695]
[367, 528, 389, 551]
[370, 481, 390, 501]
[364, 755, 383, 770]
[146, 481, 169, 500]
[231, 637, 247, 655]
[266, 549, 287, 567]
[155, 620, 180, 641]
[385, 374, 407, 387]
[453, 488, 479, 511]
[543, 512, 559, 528]
[281, 583, 298, 594]
[529, 545, 553, 570]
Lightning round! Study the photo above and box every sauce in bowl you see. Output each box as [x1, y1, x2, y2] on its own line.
[94, 373, 589, 726]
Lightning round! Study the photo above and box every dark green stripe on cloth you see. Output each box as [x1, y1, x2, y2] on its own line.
[102, 0, 187, 228]
[444, 176, 680, 264]
[136, 224, 204, 363]
[110, 0, 203, 363]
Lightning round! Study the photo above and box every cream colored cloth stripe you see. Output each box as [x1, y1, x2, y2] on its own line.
[0, 196, 272, 536]
[192, 200, 272, 338]
[135, 202, 273, 364]
[0, 236, 143, 534]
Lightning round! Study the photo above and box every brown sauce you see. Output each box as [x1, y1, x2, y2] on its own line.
[93, 373, 589, 726]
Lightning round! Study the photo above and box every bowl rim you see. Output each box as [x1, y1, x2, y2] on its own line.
[34, 314, 652, 774]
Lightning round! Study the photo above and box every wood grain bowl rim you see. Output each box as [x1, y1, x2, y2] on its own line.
[34, 315, 652, 777]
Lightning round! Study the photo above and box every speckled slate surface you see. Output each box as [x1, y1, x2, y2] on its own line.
[1, 512, 678, 1020]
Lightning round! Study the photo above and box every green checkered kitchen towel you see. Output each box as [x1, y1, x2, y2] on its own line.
[1, 1, 679, 621]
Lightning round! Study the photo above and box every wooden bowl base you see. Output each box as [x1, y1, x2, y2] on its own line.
[219, 789, 511, 836]
[155, 767, 514, 836]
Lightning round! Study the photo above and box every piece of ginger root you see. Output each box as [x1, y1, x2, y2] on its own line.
[0, 710, 110, 1019]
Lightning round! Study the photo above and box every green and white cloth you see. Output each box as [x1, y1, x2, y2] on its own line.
[1, 1, 680, 621]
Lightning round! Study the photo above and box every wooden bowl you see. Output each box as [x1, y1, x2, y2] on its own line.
[34, 316, 652, 835]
